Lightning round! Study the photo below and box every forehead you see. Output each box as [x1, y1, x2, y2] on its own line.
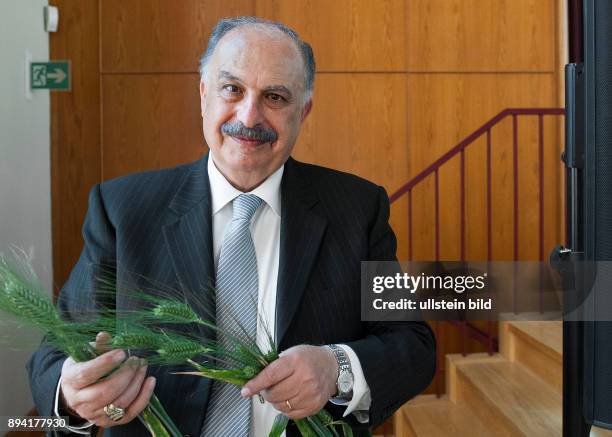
[208, 25, 306, 90]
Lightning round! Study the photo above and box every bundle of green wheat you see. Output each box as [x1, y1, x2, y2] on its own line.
[0, 256, 353, 437]
[0, 256, 179, 437]
[99, 286, 354, 437]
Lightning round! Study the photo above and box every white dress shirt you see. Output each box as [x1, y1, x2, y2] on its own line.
[54, 154, 371, 435]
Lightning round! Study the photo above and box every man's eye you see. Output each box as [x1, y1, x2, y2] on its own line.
[223, 84, 241, 93]
[266, 93, 286, 103]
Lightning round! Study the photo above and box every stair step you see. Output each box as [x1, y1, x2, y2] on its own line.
[500, 321, 562, 391]
[396, 395, 493, 437]
[507, 321, 562, 357]
[448, 353, 561, 436]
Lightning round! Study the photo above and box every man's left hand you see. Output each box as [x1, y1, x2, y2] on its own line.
[241, 345, 339, 419]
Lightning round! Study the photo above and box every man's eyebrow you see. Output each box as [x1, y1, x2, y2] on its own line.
[264, 85, 293, 99]
[218, 70, 294, 99]
[218, 70, 243, 83]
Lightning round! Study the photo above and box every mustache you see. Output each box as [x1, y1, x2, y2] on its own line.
[221, 121, 278, 144]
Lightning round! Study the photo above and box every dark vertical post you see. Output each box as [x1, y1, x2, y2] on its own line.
[569, 0, 584, 63]
[564, 1, 589, 435]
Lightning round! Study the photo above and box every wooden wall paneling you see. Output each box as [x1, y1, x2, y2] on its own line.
[543, 117, 563, 255]
[292, 73, 410, 196]
[410, 176, 436, 261]
[555, 0, 567, 249]
[465, 136, 488, 261]
[438, 158, 461, 261]
[406, 0, 556, 72]
[489, 118, 515, 261]
[100, 0, 255, 72]
[292, 71, 411, 261]
[255, 0, 408, 71]
[517, 116, 542, 260]
[407, 74, 558, 263]
[101, 74, 205, 180]
[50, 0, 101, 292]
[393, 195, 410, 261]
[406, 74, 557, 177]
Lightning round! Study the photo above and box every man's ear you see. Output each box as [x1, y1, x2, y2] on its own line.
[300, 99, 313, 123]
[199, 80, 207, 116]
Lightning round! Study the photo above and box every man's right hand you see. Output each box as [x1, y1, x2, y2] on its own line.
[59, 332, 157, 428]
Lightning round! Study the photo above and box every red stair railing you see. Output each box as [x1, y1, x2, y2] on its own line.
[389, 108, 565, 395]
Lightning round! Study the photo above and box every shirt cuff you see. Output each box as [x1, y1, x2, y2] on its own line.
[54, 375, 94, 435]
[328, 344, 371, 424]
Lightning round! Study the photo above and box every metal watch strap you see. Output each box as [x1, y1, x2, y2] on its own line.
[328, 344, 351, 372]
[327, 344, 353, 398]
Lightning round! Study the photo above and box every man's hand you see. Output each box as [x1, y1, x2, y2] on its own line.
[241, 345, 338, 419]
[59, 332, 156, 428]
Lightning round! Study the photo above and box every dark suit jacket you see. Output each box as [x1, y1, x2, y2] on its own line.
[27, 155, 435, 436]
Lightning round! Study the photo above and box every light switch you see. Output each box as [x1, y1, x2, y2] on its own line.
[44, 5, 58, 32]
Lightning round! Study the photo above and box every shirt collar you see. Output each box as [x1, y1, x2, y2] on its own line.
[208, 152, 283, 216]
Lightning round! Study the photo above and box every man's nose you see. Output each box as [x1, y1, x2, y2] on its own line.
[236, 95, 264, 128]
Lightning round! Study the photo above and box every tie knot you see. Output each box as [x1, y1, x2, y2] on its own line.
[232, 194, 262, 222]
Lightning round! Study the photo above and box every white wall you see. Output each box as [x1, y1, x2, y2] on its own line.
[0, 0, 51, 416]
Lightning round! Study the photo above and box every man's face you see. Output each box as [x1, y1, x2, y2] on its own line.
[200, 26, 312, 190]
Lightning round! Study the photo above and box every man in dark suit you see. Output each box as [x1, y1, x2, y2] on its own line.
[27, 17, 435, 436]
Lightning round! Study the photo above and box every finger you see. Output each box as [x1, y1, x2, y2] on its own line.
[90, 375, 155, 428]
[90, 360, 147, 416]
[75, 357, 142, 408]
[284, 409, 311, 420]
[64, 349, 126, 389]
[272, 402, 310, 420]
[262, 377, 300, 404]
[115, 376, 157, 426]
[93, 331, 113, 354]
[242, 359, 293, 397]
[271, 397, 298, 414]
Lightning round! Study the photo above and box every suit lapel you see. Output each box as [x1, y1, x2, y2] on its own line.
[276, 158, 328, 347]
[162, 156, 216, 336]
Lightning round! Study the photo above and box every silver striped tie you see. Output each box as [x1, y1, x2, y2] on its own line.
[202, 193, 263, 437]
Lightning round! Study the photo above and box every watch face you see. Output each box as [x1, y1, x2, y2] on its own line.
[338, 370, 354, 393]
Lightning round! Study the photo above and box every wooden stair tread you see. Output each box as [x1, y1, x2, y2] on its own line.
[457, 358, 562, 436]
[508, 321, 562, 359]
[399, 395, 490, 436]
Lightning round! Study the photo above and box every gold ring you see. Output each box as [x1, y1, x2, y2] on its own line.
[104, 403, 125, 421]
[285, 400, 293, 411]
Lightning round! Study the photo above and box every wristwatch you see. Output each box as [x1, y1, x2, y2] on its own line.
[327, 344, 354, 399]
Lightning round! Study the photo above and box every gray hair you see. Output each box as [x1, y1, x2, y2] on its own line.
[199, 16, 316, 96]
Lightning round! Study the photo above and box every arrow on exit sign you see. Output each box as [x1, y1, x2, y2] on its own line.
[31, 61, 70, 91]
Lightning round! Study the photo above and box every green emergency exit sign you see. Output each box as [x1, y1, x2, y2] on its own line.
[30, 61, 70, 91]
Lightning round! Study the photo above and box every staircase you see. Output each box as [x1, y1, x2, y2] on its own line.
[394, 321, 612, 436]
